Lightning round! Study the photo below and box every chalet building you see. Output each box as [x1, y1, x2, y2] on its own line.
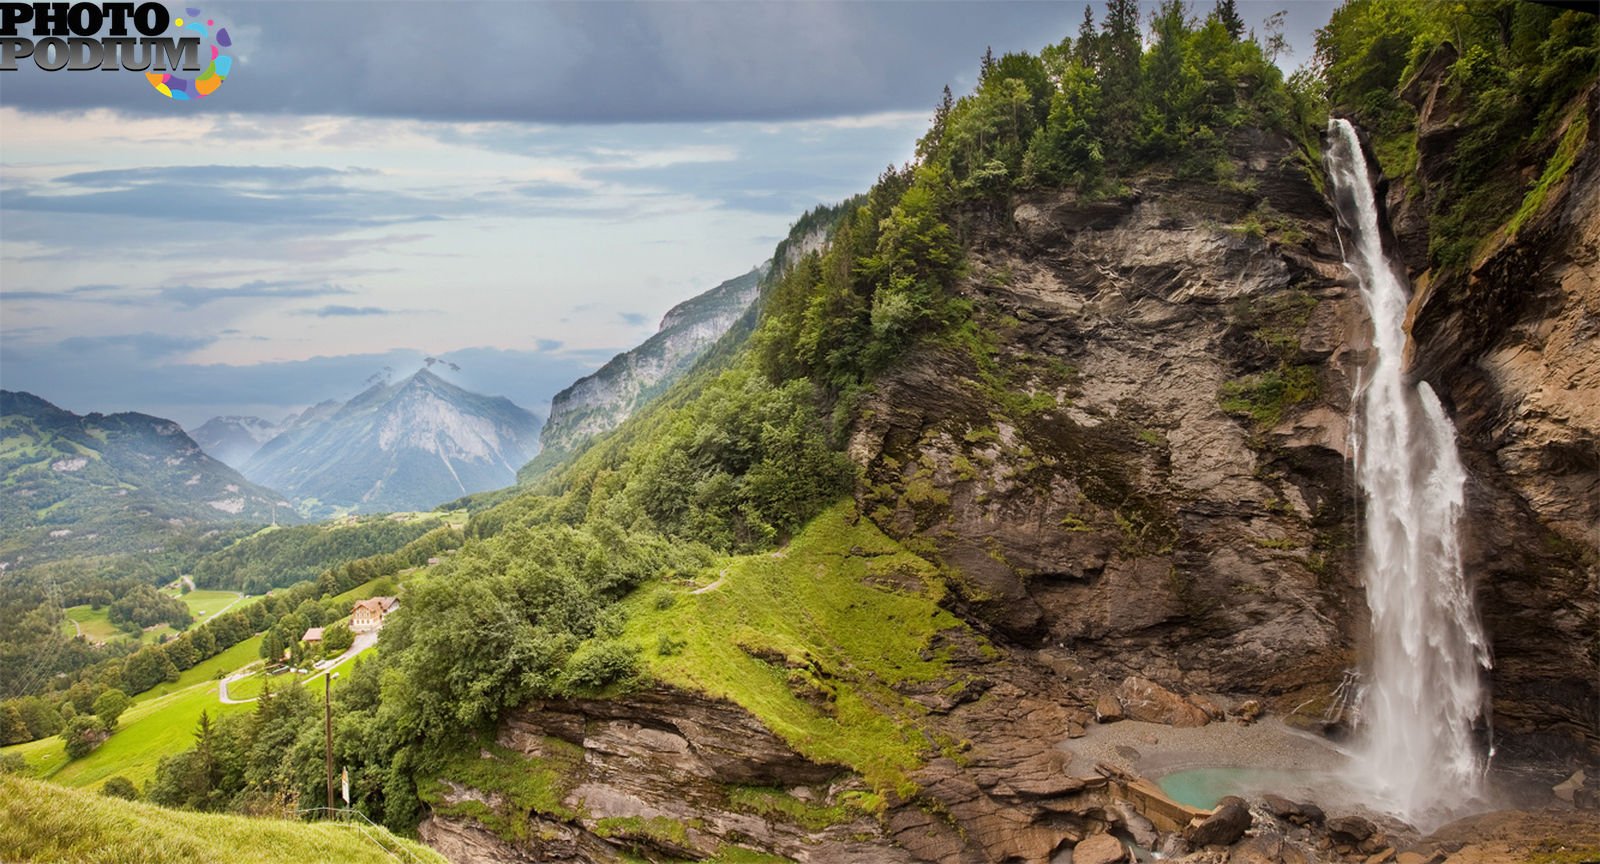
[302, 627, 324, 644]
[352, 596, 399, 633]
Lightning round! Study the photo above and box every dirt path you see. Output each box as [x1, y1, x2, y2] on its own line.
[691, 569, 729, 594]
[219, 631, 378, 705]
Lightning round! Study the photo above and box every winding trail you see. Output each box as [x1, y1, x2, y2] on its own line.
[219, 631, 378, 704]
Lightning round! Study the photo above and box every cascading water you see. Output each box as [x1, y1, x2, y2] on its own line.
[1324, 118, 1492, 830]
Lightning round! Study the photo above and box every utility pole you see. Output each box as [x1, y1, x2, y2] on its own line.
[324, 672, 336, 816]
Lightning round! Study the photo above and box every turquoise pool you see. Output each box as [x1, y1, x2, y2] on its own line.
[1156, 766, 1320, 810]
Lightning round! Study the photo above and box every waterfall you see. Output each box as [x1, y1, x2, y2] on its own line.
[1324, 118, 1492, 830]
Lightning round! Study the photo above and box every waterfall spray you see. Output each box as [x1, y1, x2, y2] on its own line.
[1325, 118, 1492, 830]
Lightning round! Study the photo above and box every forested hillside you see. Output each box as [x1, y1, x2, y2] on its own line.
[0, 391, 294, 570]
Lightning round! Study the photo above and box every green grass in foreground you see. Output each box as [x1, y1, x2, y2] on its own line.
[618, 501, 969, 796]
[0, 773, 446, 864]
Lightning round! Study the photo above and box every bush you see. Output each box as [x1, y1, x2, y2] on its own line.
[561, 641, 639, 692]
[0, 752, 25, 774]
[101, 776, 139, 800]
[321, 621, 354, 654]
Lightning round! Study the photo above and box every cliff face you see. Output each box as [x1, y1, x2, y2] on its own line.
[1400, 77, 1600, 758]
[537, 269, 764, 456]
[853, 128, 1368, 717]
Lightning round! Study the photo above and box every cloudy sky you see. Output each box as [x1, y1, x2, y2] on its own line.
[0, 0, 1332, 429]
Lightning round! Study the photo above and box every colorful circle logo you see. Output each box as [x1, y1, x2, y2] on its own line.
[146, 7, 232, 100]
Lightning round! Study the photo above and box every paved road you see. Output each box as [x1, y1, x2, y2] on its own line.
[218, 630, 378, 704]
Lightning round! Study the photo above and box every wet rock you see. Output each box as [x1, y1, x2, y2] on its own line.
[1117, 677, 1210, 727]
[1327, 815, 1376, 845]
[1074, 832, 1130, 864]
[1113, 801, 1161, 849]
[1187, 800, 1252, 847]
[1261, 794, 1323, 827]
[1279, 841, 1315, 864]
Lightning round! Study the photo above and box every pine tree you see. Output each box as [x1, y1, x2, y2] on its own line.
[980, 45, 996, 79]
[1075, 5, 1099, 68]
[1214, 0, 1244, 40]
[1100, 0, 1144, 153]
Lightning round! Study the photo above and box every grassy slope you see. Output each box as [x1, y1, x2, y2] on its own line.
[0, 774, 445, 864]
[62, 605, 122, 643]
[59, 591, 251, 647]
[618, 502, 974, 795]
[7, 677, 250, 789]
[174, 588, 248, 619]
[2, 636, 262, 786]
[2, 632, 372, 790]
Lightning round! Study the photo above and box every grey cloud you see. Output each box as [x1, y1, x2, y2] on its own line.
[157, 280, 354, 309]
[296, 305, 402, 318]
[56, 332, 217, 360]
[617, 312, 651, 327]
[54, 165, 371, 189]
[0, 2, 1091, 123]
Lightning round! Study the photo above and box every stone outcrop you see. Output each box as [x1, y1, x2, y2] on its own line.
[1115, 677, 1211, 728]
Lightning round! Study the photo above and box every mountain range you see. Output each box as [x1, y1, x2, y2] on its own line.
[236, 369, 538, 514]
[189, 415, 292, 467]
[0, 390, 294, 568]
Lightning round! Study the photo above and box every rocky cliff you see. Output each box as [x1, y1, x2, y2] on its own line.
[1399, 73, 1600, 759]
[537, 268, 764, 456]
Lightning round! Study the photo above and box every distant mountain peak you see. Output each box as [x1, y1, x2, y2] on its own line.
[241, 373, 538, 515]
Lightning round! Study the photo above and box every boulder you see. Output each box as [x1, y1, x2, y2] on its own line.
[1189, 694, 1225, 721]
[1097, 693, 1125, 723]
[1327, 815, 1376, 844]
[1553, 769, 1585, 804]
[1117, 677, 1210, 727]
[1073, 832, 1130, 864]
[1234, 700, 1263, 723]
[1187, 800, 1252, 847]
[1261, 794, 1324, 827]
